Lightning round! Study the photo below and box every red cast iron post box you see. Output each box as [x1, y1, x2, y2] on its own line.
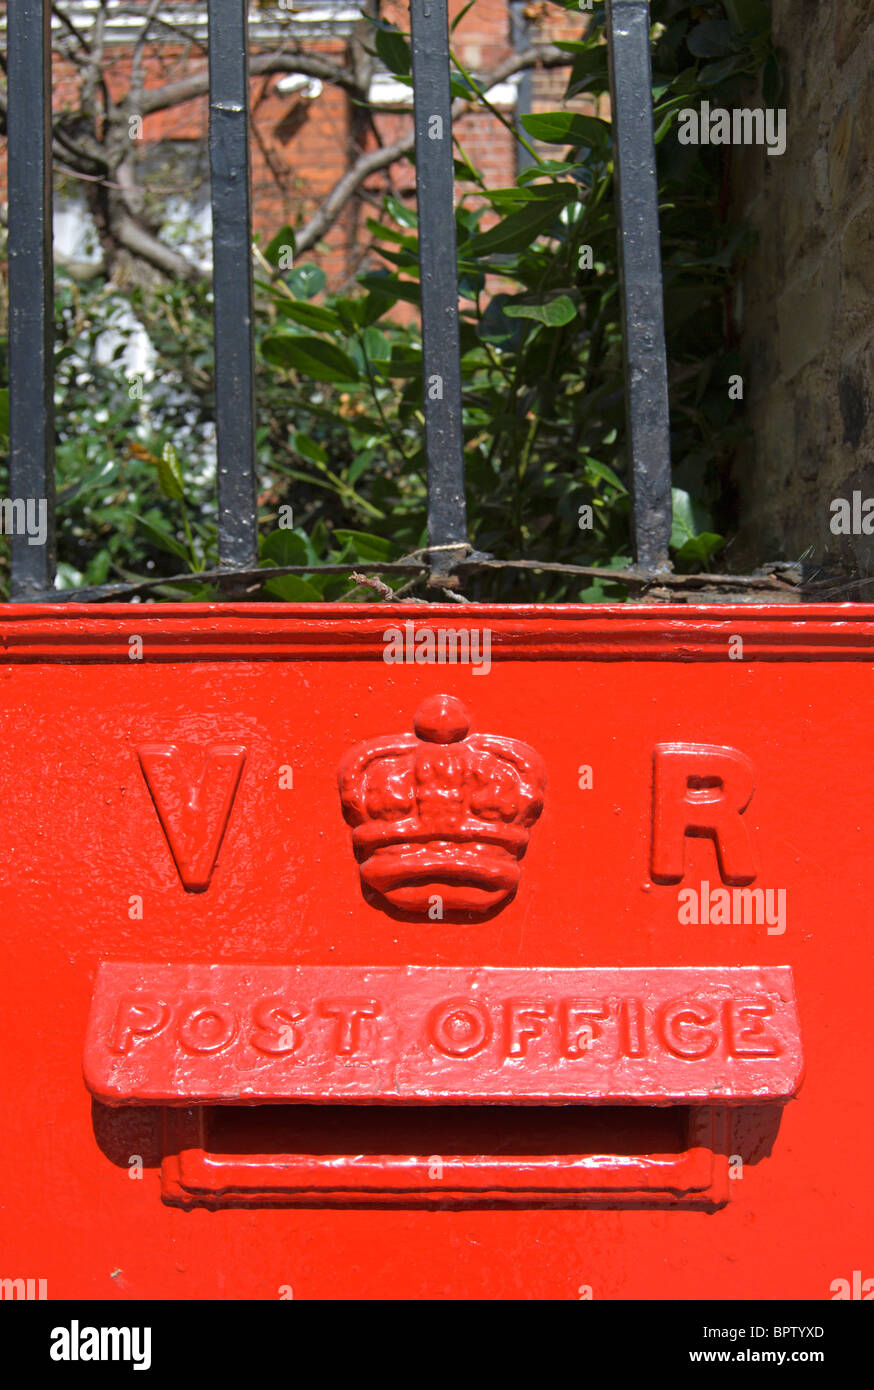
[2, 600, 872, 1298]
[2, 0, 872, 1308]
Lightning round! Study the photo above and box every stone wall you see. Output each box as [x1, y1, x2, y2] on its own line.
[730, 0, 874, 581]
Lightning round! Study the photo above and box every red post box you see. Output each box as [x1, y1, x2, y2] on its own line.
[1, 600, 871, 1299]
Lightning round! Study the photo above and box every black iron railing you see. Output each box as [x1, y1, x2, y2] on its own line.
[208, 0, 259, 571]
[7, 0, 57, 598]
[6, 0, 674, 602]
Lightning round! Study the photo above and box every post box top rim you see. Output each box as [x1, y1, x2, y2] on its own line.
[2, 601, 874, 621]
[3, 602, 874, 663]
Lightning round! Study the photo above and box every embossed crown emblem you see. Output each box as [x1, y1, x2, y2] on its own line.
[338, 695, 546, 919]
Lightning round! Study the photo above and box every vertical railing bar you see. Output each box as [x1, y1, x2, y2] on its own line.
[605, 0, 672, 573]
[409, 0, 469, 584]
[8, 0, 57, 600]
[207, 0, 258, 571]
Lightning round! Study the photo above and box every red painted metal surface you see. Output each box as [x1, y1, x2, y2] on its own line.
[85, 964, 802, 1106]
[1, 602, 873, 1298]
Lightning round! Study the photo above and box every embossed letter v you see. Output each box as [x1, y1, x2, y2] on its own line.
[138, 744, 247, 892]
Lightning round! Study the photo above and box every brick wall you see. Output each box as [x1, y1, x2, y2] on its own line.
[0, 4, 588, 291]
[730, 0, 874, 580]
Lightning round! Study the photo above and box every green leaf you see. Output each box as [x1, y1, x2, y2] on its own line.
[334, 297, 365, 332]
[275, 299, 341, 331]
[654, 107, 678, 143]
[359, 291, 392, 327]
[674, 533, 725, 566]
[375, 25, 410, 76]
[357, 273, 421, 306]
[365, 218, 416, 247]
[670, 487, 716, 550]
[565, 47, 610, 100]
[333, 529, 396, 561]
[262, 335, 361, 383]
[517, 160, 580, 183]
[84, 548, 112, 587]
[347, 450, 373, 486]
[462, 199, 569, 256]
[385, 346, 423, 378]
[310, 519, 331, 557]
[291, 431, 328, 465]
[127, 513, 189, 562]
[0, 387, 8, 442]
[261, 528, 309, 566]
[454, 148, 482, 184]
[264, 574, 324, 601]
[504, 294, 577, 327]
[263, 225, 295, 269]
[520, 111, 611, 149]
[157, 442, 185, 501]
[54, 561, 86, 590]
[584, 457, 628, 494]
[285, 264, 326, 300]
[385, 195, 417, 228]
[362, 326, 391, 363]
[370, 245, 418, 271]
[450, 74, 477, 101]
[489, 183, 579, 207]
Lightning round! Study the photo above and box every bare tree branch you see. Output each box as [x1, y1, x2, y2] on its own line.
[81, 0, 109, 123]
[118, 0, 165, 220]
[51, 121, 107, 175]
[294, 130, 414, 254]
[115, 6, 208, 54]
[54, 247, 107, 282]
[113, 212, 204, 282]
[40, 26, 571, 284]
[139, 50, 365, 115]
[51, 2, 92, 56]
[131, 0, 164, 110]
[295, 45, 571, 253]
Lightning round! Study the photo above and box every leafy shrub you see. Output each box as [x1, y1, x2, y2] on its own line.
[0, 0, 775, 601]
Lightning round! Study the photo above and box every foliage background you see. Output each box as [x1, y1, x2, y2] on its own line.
[0, 0, 775, 601]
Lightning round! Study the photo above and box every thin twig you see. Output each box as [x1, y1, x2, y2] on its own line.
[350, 571, 399, 600]
[29, 556, 802, 605]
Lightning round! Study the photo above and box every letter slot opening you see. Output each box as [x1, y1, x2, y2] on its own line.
[158, 1103, 755, 1210]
